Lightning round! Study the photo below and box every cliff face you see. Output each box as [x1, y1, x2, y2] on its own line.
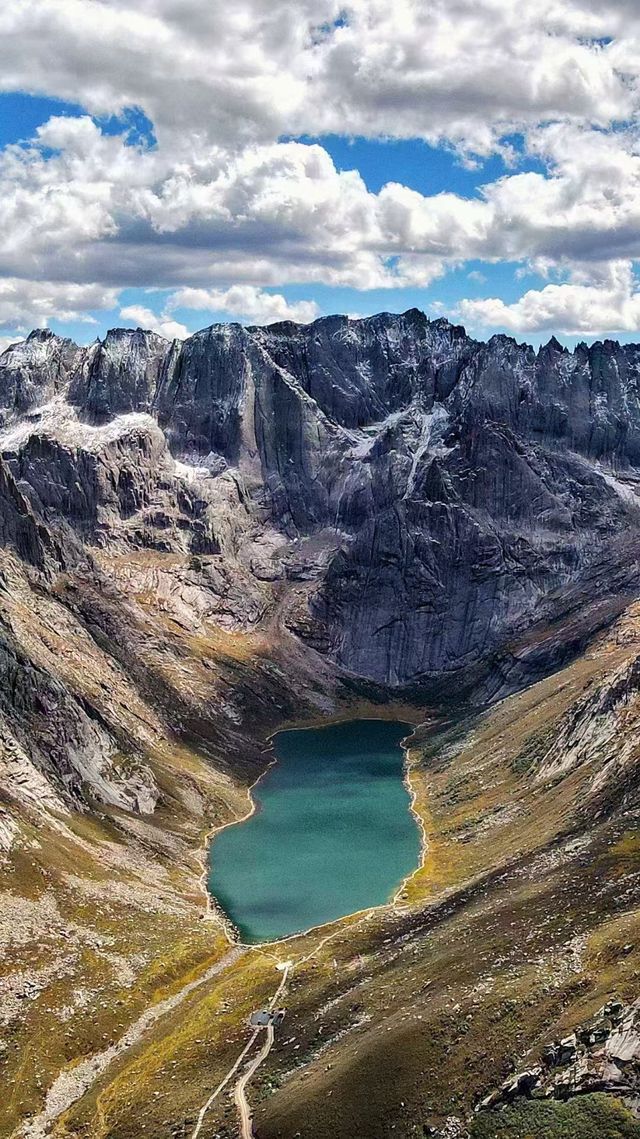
[6, 312, 640, 1139]
[3, 311, 640, 699]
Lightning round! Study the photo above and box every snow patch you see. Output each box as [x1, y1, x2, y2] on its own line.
[0, 399, 158, 453]
[173, 459, 211, 483]
[345, 403, 451, 486]
[345, 410, 406, 459]
[404, 404, 450, 497]
[594, 464, 640, 507]
[173, 450, 227, 482]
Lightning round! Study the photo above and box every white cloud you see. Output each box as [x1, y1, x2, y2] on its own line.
[0, 1, 638, 156]
[0, 278, 118, 331]
[121, 286, 319, 336]
[477, 122, 640, 265]
[6, 115, 640, 335]
[2, 3, 640, 332]
[0, 334, 24, 355]
[119, 304, 188, 340]
[0, 127, 451, 291]
[167, 286, 320, 324]
[310, 1, 638, 158]
[459, 260, 640, 334]
[6, 112, 640, 337]
[2, 116, 636, 302]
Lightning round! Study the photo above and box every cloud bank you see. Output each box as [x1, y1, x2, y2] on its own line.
[3, 1, 640, 337]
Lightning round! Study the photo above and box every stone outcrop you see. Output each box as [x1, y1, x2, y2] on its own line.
[0, 329, 85, 421]
[0, 629, 158, 814]
[71, 327, 170, 420]
[476, 999, 640, 1116]
[0, 452, 60, 570]
[4, 310, 640, 693]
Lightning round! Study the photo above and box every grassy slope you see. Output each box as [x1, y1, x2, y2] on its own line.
[5, 549, 640, 1139]
[470, 1095, 640, 1138]
[0, 546, 339, 1139]
[38, 605, 640, 1139]
[2, 544, 428, 1139]
[249, 607, 640, 1137]
[1, 742, 237, 1138]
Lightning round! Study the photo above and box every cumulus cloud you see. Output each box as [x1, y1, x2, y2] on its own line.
[4, 114, 639, 302]
[0, 126, 452, 291]
[0, 278, 118, 331]
[121, 287, 319, 337]
[119, 305, 189, 340]
[459, 260, 640, 334]
[310, 1, 638, 158]
[0, 335, 24, 354]
[2, 2, 640, 334]
[6, 113, 640, 337]
[0, 1, 637, 156]
[478, 123, 640, 266]
[167, 286, 320, 324]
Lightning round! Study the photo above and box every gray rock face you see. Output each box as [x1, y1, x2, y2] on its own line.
[476, 998, 640, 1116]
[0, 330, 85, 421]
[4, 312, 640, 689]
[155, 324, 252, 458]
[0, 453, 59, 570]
[6, 419, 169, 531]
[0, 628, 158, 813]
[71, 328, 170, 419]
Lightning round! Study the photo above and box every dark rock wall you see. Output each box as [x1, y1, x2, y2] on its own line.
[3, 311, 640, 686]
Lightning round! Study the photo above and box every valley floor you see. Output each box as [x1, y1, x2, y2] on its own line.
[4, 584, 640, 1138]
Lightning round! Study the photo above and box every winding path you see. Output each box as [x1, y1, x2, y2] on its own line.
[234, 1024, 275, 1139]
[189, 917, 376, 1138]
[17, 946, 246, 1139]
[233, 961, 291, 1139]
[190, 1025, 262, 1139]
[191, 960, 291, 1139]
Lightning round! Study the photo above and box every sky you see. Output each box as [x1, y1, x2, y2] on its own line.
[3, 2, 640, 350]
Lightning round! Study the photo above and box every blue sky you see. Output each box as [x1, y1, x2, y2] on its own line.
[0, 94, 552, 345]
[0, 93, 157, 150]
[1, 2, 640, 350]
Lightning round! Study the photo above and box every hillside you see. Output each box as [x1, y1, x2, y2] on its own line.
[2, 311, 640, 1138]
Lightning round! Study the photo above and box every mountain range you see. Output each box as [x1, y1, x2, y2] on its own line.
[3, 311, 640, 1139]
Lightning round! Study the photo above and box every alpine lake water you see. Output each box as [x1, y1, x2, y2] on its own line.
[208, 719, 422, 944]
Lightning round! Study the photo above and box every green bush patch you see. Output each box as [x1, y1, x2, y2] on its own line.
[471, 1094, 640, 1139]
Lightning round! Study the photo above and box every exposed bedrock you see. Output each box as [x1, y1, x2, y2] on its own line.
[0, 633, 157, 813]
[3, 309, 640, 689]
[0, 329, 85, 420]
[71, 327, 170, 419]
[0, 453, 56, 570]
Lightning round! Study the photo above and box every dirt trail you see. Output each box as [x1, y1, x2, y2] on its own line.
[235, 1025, 275, 1139]
[233, 961, 291, 1139]
[15, 946, 246, 1139]
[191, 960, 291, 1139]
[190, 1024, 262, 1139]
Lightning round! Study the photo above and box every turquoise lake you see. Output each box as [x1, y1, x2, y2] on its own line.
[208, 719, 421, 944]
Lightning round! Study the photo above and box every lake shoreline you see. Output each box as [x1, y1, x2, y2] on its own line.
[207, 718, 425, 947]
[393, 726, 429, 905]
[196, 758, 276, 944]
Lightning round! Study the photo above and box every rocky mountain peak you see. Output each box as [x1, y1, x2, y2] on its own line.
[4, 309, 640, 689]
[540, 334, 567, 355]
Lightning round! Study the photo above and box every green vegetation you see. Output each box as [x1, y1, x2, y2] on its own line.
[471, 1095, 640, 1139]
[511, 723, 558, 774]
[6, 582, 640, 1139]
